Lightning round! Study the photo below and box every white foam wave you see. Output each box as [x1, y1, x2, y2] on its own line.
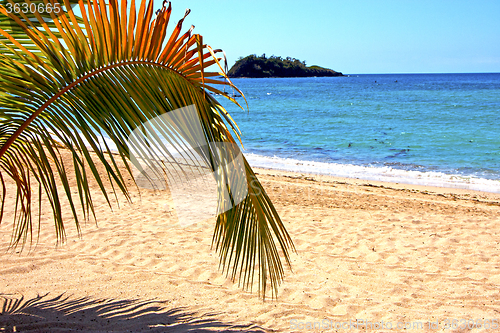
[63, 132, 500, 194]
[244, 153, 500, 194]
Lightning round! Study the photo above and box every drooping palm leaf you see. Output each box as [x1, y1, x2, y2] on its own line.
[0, 0, 294, 297]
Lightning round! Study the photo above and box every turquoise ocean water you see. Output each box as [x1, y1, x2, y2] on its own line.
[216, 73, 500, 193]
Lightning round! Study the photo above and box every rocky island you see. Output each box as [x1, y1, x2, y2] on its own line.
[227, 54, 345, 78]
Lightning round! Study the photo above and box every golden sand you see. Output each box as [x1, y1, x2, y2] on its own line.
[1, 150, 500, 332]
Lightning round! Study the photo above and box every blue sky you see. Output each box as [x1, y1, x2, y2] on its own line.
[162, 0, 500, 74]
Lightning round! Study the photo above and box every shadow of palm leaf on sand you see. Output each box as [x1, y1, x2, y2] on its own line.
[0, 293, 268, 332]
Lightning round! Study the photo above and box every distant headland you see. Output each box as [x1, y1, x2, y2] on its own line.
[227, 54, 345, 78]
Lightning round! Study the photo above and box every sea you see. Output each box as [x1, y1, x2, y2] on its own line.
[215, 73, 500, 193]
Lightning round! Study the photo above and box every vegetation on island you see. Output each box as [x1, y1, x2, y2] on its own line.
[227, 54, 345, 78]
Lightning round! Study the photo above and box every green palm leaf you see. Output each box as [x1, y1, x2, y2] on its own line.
[0, 0, 294, 298]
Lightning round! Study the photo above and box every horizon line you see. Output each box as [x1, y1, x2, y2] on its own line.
[345, 71, 500, 75]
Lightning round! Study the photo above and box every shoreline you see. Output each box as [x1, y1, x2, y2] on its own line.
[244, 152, 500, 195]
[253, 166, 500, 200]
[82, 134, 500, 194]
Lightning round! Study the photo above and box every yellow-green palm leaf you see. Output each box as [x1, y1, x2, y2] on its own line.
[0, 0, 294, 298]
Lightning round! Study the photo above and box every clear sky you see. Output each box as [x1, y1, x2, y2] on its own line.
[162, 0, 500, 74]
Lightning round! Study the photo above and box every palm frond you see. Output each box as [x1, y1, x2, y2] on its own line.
[0, 0, 294, 298]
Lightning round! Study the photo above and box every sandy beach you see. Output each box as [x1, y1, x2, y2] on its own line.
[1, 150, 500, 332]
